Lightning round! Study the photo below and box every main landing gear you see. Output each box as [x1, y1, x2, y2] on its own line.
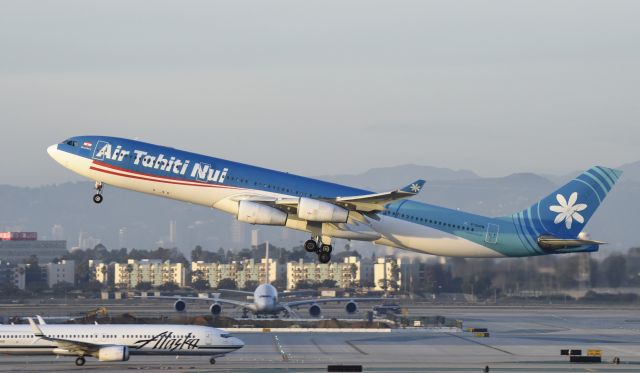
[75, 356, 86, 366]
[92, 182, 104, 204]
[304, 238, 332, 264]
[209, 357, 216, 364]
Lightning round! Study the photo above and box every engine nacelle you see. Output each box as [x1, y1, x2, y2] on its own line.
[237, 200, 287, 225]
[97, 345, 130, 362]
[174, 299, 186, 312]
[345, 301, 358, 314]
[308, 304, 321, 317]
[297, 198, 348, 223]
[210, 303, 222, 315]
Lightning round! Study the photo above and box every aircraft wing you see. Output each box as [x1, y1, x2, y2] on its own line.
[280, 290, 318, 297]
[331, 180, 426, 212]
[224, 180, 425, 226]
[28, 317, 101, 355]
[284, 297, 391, 308]
[234, 180, 425, 217]
[215, 289, 254, 296]
[136, 295, 251, 308]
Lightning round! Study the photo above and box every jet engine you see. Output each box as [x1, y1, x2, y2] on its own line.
[345, 301, 358, 314]
[237, 200, 287, 225]
[209, 303, 222, 315]
[97, 346, 130, 362]
[308, 304, 321, 317]
[174, 299, 186, 312]
[297, 198, 348, 223]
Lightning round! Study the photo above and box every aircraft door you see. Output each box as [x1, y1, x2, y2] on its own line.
[485, 223, 499, 244]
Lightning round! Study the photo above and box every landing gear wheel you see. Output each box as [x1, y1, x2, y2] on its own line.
[75, 357, 86, 366]
[318, 251, 331, 264]
[304, 239, 318, 253]
[320, 244, 333, 254]
[209, 357, 216, 365]
[93, 182, 104, 204]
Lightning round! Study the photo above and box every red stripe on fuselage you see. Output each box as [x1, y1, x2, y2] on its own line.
[90, 162, 240, 189]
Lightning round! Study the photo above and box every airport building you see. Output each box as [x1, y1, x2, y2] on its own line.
[88, 260, 113, 285]
[191, 258, 280, 289]
[286, 256, 374, 290]
[113, 259, 186, 288]
[0, 260, 25, 290]
[374, 257, 404, 291]
[0, 232, 67, 264]
[45, 259, 75, 287]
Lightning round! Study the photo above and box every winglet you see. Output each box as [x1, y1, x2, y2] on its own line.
[28, 317, 44, 337]
[399, 180, 426, 195]
[36, 315, 46, 325]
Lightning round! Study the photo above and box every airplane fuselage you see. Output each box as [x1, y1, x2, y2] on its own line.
[0, 324, 243, 356]
[48, 136, 619, 258]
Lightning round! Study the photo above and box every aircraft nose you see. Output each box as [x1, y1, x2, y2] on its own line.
[47, 144, 67, 167]
[232, 337, 244, 349]
[47, 144, 58, 158]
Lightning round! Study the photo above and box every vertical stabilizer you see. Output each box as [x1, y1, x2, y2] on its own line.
[264, 241, 270, 285]
[511, 166, 622, 240]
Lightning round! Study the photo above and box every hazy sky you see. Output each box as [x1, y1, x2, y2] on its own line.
[1, 1, 638, 186]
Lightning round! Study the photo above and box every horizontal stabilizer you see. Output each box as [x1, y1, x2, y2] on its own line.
[537, 235, 606, 250]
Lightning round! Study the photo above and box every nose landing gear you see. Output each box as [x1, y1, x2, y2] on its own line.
[93, 182, 104, 204]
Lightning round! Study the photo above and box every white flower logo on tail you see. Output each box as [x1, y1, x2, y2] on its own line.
[549, 192, 587, 229]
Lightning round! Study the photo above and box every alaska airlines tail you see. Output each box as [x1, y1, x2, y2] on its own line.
[511, 166, 622, 244]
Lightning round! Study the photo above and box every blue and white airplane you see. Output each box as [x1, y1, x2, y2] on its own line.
[48, 136, 621, 263]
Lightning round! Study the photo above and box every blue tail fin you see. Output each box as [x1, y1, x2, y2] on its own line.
[512, 166, 622, 239]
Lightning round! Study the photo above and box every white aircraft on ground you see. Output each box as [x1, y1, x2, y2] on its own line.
[0, 316, 243, 366]
[149, 242, 388, 318]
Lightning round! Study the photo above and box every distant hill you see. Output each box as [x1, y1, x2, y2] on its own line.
[317, 164, 478, 190]
[0, 162, 637, 256]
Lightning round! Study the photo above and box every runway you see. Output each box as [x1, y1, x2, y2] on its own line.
[1, 305, 640, 372]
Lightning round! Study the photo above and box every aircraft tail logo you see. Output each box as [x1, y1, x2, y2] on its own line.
[512, 166, 622, 240]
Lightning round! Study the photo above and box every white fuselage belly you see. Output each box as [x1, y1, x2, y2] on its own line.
[60, 152, 500, 258]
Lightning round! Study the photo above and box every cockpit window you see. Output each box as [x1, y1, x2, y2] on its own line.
[220, 333, 230, 338]
[61, 139, 79, 147]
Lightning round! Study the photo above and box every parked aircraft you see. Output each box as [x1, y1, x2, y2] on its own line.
[48, 136, 621, 262]
[147, 242, 387, 318]
[0, 317, 243, 366]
